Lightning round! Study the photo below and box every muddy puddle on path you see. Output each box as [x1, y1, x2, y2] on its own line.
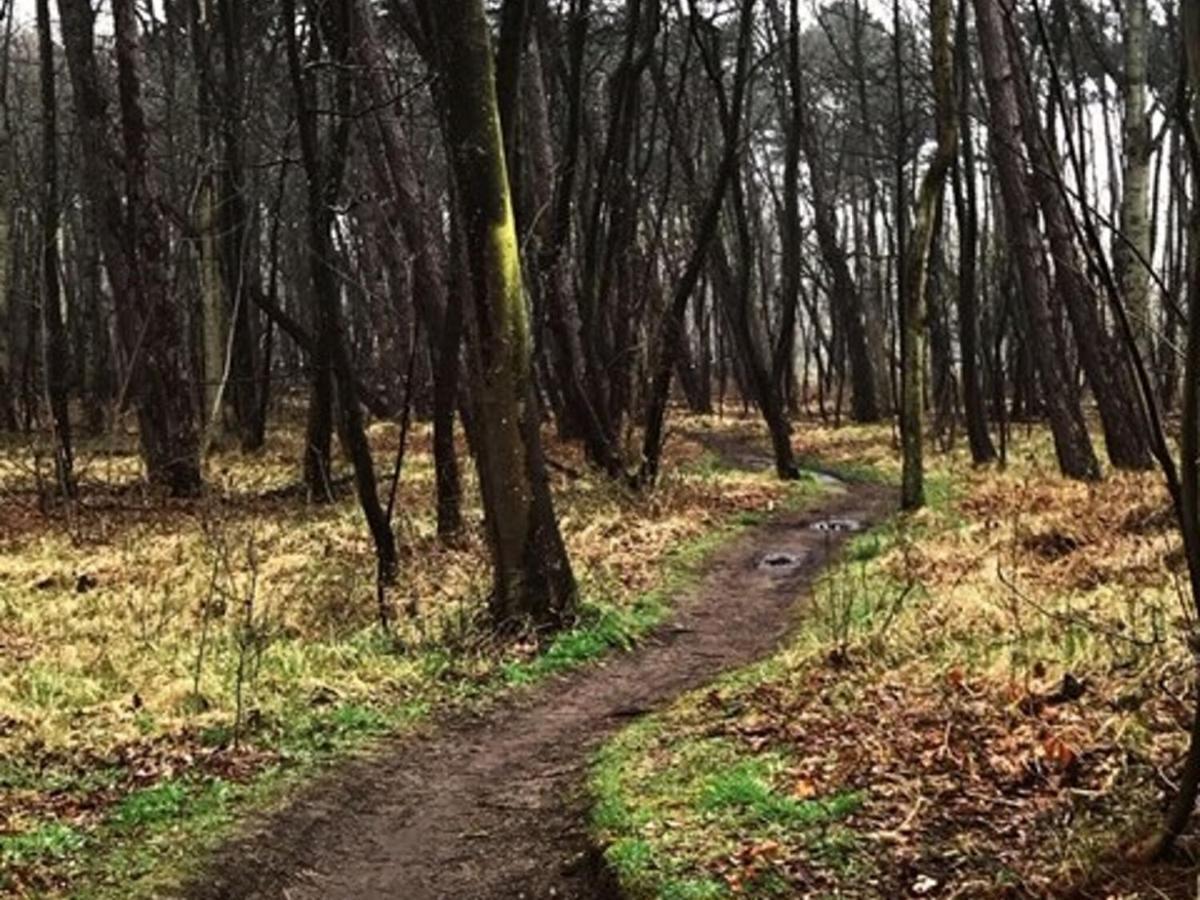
[180, 481, 891, 900]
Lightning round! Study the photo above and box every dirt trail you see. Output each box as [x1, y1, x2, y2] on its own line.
[181, 465, 890, 900]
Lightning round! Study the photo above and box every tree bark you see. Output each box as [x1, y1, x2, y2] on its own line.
[639, 0, 756, 485]
[352, 0, 464, 536]
[1115, 0, 1152, 354]
[796, 67, 880, 423]
[105, 0, 203, 495]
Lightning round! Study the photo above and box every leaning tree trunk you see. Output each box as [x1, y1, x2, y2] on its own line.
[37, 0, 75, 498]
[522, 16, 622, 475]
[796, 71, 880, 423]
[901, 0, 955, 510]
[426, 0, 576, 631]
[701, 17, 797, 480]
[1007, 14, 1153, 471]
[973, 0, 1100, 481]
[284, 0, 397, 587]
[352, 0, 464, 536]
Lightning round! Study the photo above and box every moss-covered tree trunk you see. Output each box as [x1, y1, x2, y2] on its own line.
[901, 0, 956, 509]
[429, 0, 575, 631]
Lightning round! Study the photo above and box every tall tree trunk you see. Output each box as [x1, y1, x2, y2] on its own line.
[112, 0, 204, 495]
[1121, 1, 1200, 858]
[59, 0, 202, 493]
[952, 0, 996, 464]
[973, 0, 1100, 481]
[772, 0, 802, 401]
[215, 0, 262, 451]
[699, 20, 796, 479]
[796, 68, 880, 423]
[0, 47, 11, 436]
[37, 0, 75, 498]
[425, 0, 576, 630]
[522, 13, 621, 474]
[901, 0, 955, 509]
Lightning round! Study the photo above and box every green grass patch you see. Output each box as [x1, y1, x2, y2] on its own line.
[698, 761, 862, 828]
[591, 721, 868, 898]
[1, 823, 86, 869]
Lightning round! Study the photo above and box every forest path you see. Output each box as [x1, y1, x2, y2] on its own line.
[181, 445, 891, 900]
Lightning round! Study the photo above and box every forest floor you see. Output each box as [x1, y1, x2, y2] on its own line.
[0, 412, 823, 898]
[5, 416, 1200, 898]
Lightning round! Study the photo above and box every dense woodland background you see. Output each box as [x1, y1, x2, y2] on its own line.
[1, 0, 1193, 603]
[4, 0, 1200, 894]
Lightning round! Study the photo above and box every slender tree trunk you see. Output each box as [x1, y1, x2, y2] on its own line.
[352, 0, 464, 534]
[214, 0, 262, 451]
[901, 0, 955, 509]
[113, 0, 204, 495]
[0, 75, 11, 435]
[521, 14, 621, 474]
[37, 0, 75, 498]
[796, 68, 880, 423]
[1120, 2, 1200, 858]
[59, 0, 202, 493]
[701, 27, 797, 479]
[639, 0, 756, 485]
[952, 0, 996, 464]
[772, 0, 802, 401]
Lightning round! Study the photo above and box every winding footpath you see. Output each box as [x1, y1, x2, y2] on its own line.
[181, 461, 889, 900]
